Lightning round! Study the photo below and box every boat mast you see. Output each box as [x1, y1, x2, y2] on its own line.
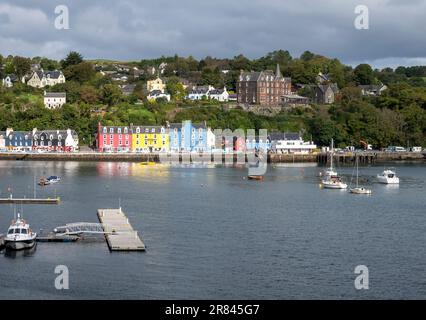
[330, 139, 334, 171]
[356, 155, 359, 187]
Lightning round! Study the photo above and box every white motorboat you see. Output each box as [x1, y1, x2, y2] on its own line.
[349, 156, 372, 195]
[4, 214, 37, 250]
[321, 139, 348, 189]
[377, 169, 399, 184]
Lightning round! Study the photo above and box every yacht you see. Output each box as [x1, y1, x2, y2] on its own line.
[4, 214, 37, 250]
[350, 156, 372, 195]
[321, 139, 348, 189]
[47, 176, 61, 183]
[377, 169, 399, 184]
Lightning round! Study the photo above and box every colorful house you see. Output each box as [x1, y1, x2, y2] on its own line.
[168, 120, 215, 152]
[132, 126, 169, 152]
[5, 128, 33, 151]
[33, 129, 79, 152]
[96, 123, 132, 152]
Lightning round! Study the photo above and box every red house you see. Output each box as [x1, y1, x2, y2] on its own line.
[96, 123, 132, 152]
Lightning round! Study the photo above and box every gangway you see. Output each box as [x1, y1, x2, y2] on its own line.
[53, 222, 114, 236]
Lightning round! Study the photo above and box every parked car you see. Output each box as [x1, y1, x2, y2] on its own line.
[410, 147, 422, 153]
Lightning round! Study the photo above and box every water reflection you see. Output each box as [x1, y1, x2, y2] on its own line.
[3, 244, 37, 259]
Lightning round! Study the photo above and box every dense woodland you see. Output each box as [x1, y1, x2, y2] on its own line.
[0, 50, 425, 148]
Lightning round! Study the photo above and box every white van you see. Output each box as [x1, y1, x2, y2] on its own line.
[394, 147, 406, 152]
[410, 147, 422, 153]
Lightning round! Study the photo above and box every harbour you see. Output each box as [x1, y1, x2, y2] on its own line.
[0, 151, 424, 163]
[0, 160, 425, 299]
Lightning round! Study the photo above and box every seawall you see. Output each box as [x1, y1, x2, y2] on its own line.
[0, 152, 424, 163]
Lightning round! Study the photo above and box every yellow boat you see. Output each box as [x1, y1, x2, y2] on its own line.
[140, 161, 157, 166]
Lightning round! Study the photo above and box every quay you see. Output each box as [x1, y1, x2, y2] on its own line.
[0, 197, 60, 205]
[97, 208, 145, 252]
[0, 151, 424, 164]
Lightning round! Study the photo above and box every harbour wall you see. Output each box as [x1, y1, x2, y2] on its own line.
[0, 152, 424, 163]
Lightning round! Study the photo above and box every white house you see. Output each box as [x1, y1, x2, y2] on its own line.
[2, 74, 21, 88]
[358, 84, 388, 96]
[147, 90, 171, 102]
[270, 132, 317, 154]
[27, 70, 66, 88]
[209, 87, 229, 102]
[65, 128, 79, 151]
[187, 85, 215, 100]
[44, 92, 66, 109]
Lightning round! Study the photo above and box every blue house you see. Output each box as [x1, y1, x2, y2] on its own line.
[245, 137, 271, 151]
[168, 120, 214, 152]
[5, 129, 33, 151]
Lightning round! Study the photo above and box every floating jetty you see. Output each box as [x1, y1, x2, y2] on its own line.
[0, 197, 60, 205]
[97, 208, 145, 252]
[36, 233, 79, 243]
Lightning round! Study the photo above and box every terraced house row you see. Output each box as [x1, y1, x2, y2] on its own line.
[0, 128, 79, 152]
[96, 121, 215, 153]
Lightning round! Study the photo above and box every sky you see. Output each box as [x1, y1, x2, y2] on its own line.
[0, 0, 425, 69]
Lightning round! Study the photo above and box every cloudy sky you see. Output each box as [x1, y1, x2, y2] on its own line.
[0, 0, 425, 68]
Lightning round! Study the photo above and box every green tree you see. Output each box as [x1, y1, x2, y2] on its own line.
[64, 62, 96, 83]
[61, 51, 83, 69]
[101, 84, 122, 106]
[353, 63, 375, 85]
[12, 56, 31, 78]
[166, 77, 186, 101]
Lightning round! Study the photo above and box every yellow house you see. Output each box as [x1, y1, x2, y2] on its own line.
[132, 126, 169, 152]
[147, 77, 166, 93]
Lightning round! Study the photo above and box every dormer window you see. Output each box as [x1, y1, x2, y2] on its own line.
[118, 128, 122, 134]
[110, 128, 114, 134]
[136, 127, 140, 134]
[103, 128, 107, 134]
[50, 135, 53, 140]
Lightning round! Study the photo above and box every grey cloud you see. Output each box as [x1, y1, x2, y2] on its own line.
[0, 0, 425, 68]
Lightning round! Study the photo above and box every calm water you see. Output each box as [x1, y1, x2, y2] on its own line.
[0, 160, 425, 299]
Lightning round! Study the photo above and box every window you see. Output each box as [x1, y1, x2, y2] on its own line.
[7, 229, 14, 234]
[119, 134, 122, 139]
[136, 128, 140, 134]
[58, 142, 62, 147]
[125, 141, 129, 145]
[124, 128, 128, 134]
[21, 229, 27, 234]
[118, 128, 122, 134]
[103, 135, 106, 140]
[110, 134, 113, 140]
[110, 128, 114, 134]
[125, 135, 129, 140]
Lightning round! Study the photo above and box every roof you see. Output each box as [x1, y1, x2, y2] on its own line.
[44, 92, 66, 98]
[269, 132, 301, 141]
[358, 84, 386, 91]
[315, 83, 339, 93]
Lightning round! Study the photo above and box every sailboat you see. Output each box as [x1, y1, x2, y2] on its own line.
[321, 139, 347, 189]
[350, 155, 372, 195]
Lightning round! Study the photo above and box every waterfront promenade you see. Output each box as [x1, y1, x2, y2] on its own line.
[0, 151, 424, 163]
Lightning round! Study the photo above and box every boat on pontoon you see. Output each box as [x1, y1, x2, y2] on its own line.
[4, 214, 37, 251]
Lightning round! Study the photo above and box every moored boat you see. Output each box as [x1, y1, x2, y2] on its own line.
[377, 169, 399, 184]
[4, 214, 37, 251]
[349, 155, 372, 195]
[321, 139, 347, 189]
[248, 175, 264, 181]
